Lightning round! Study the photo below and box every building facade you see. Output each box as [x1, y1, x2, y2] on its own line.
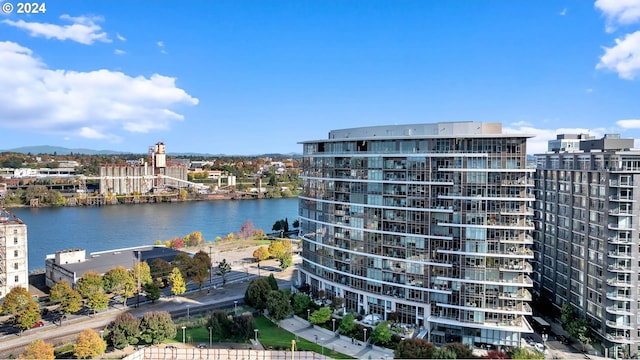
[0, 208, 29, 299]
[298, 122, 535, 348]
[533, 134, 640, 358]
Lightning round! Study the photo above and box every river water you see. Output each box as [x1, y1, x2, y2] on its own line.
[9, 198, 299, 271]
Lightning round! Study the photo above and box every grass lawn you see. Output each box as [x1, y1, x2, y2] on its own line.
[171, 326, 211, 343]
[254, 317, 355, 359]
[167, 317, 354, 359]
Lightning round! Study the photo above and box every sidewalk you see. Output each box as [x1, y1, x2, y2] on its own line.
[278, 315, 395, 360]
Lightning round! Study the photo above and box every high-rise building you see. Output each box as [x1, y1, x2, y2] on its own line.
[533, 133, 639, 359]
[0, 208, 29, 299]
[298, 122, 535, 348]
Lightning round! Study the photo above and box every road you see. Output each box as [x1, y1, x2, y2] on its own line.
[0, 256, 296, 358]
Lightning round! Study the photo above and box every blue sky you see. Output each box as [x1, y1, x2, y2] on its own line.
[0, 1, 639, 155]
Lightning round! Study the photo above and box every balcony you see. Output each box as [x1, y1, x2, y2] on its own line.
[608, 264, 633, 273]
[608, 236, 632, 245]
[499, 263, 533, 273]
[605, 334, 634, 344]
[609, 195, 634, 202]
[609, 180, 633, 187]
[608, 208, 634, 216]
[606, 321, 634, 330]
[605, 306, 633, 315]
[607, 278, 633, 287]
[498, 289, 532, 301]
[608, 251, 633, 259]
[608, 223, 634, 231]
[606, 292, 632, 301]
[501, 179, 534, 187]
[505, 247, 534, 258]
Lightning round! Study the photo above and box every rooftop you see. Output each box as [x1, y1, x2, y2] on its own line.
[47, 245, 187, 277]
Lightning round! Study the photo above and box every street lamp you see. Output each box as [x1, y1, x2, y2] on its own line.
[99, 330, 104, 340]
[321, 338, 325, 356]
[208, 326, 213, 348]
[209, 245, 213, 286]
[254, 329, 259, 342]
[363, 328, 367, 343]
[234, 300, 238, 315]
[182, 326, 186, 344]
[307, 309, 310, 320]
[332, 318, 336, 333]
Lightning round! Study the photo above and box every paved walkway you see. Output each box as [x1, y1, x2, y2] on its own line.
[278, 316, 394, 360]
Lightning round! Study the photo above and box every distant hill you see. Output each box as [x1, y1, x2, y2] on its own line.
[1, 145, 130, 155]
[0, 145, 302, 158]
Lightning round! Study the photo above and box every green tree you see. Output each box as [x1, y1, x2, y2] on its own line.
[560, 303, 576, 327]
[144, 282, 162, 302]
[85, 290, 109, 316]
[339, 314, 357, 336]
[394, 338, 435, 359]
[292, 292, 311, 316]
[441, 343, 474, 359]
[3, 286, 41, 331]
[2, 156, 24, 168]
[370, 321, 392, 346]
[168, 267, 186, 296]
[267, 274, 278, 290]
[74, 328, 106, 359]
[149, 258, 172, 286]
[309, 307, 332, 325]
[15, 301, 41, 333]
[76, 272, 104, 298]
[131, 261, 153, 288]
[19, 339, 55, 360]
[109, 313, 140, 349]
[49, 281, 82, 323]
[268, 173, 277, 186]
[103, 266, 135, 308]
[433, 347, 457, 359]
[139, 311, 177, 344]
[192, 251, 211, 290]
[510, 347, 545, 359]
[216, 259, 231, 285]
[2, 286, 32, 316]
[244, 278, 272, 313]
[292, 219, 300, 228]
[231, 313, 256, 341]
[266, 290, 292, 322]
[279, 253, 293, 270]
[171, 252, 193, 279]
[207, 311, 231, 342]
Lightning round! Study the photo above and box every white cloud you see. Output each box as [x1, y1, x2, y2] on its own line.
[617, 119, 640, 128]
[2, 14, 110, 45]
[503, 123, 607, 154]
[596, 30, 640, 79]
[0, 41, 198, 142]
[595, 0, 640, 32]
[157, 40, 167, 54]
[559, 8, 567, 16]
[116, 32, 126, 41]
[586, 88, 594, 93]
[114, 49, 126, 55]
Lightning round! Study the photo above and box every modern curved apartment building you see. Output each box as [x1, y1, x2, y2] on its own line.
[297, 122, 535, 348]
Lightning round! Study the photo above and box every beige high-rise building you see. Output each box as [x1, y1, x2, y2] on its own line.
[0, 208, 29, 299]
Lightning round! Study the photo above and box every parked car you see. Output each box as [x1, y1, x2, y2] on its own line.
[555, 335, 570, 344]
[30, 321, 44, 329]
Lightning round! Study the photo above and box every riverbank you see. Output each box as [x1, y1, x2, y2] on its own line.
[2, 191, 298, 208]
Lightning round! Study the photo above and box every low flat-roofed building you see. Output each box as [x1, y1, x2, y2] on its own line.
[45, 245, 187, 288]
